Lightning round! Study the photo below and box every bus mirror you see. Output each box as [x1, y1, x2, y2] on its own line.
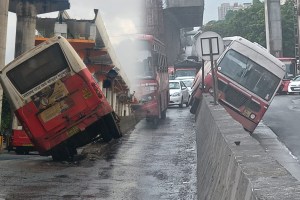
[107, 69, 118, 79]
[103, 79, 112, 88]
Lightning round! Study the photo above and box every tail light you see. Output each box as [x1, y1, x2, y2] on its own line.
[91, 82, 103, 99]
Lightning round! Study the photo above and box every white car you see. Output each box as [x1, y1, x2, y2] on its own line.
[169, 80, 190, 107]
[175, 77, 194, 97]
[288, 75, 300, 94]
[182, 79, 194, 96]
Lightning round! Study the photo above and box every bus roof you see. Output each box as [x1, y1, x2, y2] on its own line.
[226, 37, 285, 78]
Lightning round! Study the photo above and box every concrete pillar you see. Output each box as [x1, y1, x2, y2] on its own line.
[15, 1, 37, 57]
[13, 1, 37, 129]
[265, 0, 283, 57]
[297, 0, 300, 59]
[0, 0, 9, 145]
[0, 0, 9, 68]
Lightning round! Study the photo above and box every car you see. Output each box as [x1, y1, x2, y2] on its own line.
[175, 76, 195, 80]
[169, 80, 189, 107]
[288, 75, 300, 94]
[175, 77, 194, 97]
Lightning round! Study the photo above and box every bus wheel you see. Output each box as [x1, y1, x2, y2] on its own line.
[161, 110, 166, 120]
[190, 98, 200, 114]
[51, 145, 75, 161]
[98, 118, 113, 142]
[15, 147, 25, 155]
[103, 112, 122, 139]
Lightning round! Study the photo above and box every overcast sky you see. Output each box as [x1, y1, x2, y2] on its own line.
[203, 0, 252, 23]
[5, 0, 143, 64]
[5, 0, 252, 63]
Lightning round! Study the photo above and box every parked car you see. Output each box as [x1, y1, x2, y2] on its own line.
[169, 80, 189, 107]
[288, 75, 300, 94]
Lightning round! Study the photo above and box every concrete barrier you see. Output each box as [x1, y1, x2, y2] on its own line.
[196, 94, 300, 200]
[119, 115, 140, 134]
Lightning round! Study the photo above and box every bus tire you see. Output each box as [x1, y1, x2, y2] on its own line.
[190, 98, 200, 114]
[51, 145, 74, 161]
[15, 147, 25, 155]
[103, 112, 122, 139]
[98, 118, 113, 142]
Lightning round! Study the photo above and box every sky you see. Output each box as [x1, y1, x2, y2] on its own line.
[5, 0, 143, 64]
[203, 0, 252, 24]
[5, 0, 252, 64]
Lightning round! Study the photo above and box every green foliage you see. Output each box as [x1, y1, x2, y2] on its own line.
[1, 94, 12, 133]
[281, 0, 295, 57]
[202, 0, 295, 57]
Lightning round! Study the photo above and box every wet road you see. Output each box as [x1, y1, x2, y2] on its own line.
[0, 106, 196, 199]
[262, 94, 300, 159]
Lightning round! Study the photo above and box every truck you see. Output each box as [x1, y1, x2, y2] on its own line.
[173, 59, 201, 78]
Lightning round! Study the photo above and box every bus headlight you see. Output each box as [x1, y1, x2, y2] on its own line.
[250, 113, 256, 120]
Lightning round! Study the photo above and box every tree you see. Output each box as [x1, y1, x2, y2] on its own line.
[202, 0, 295, 57]
[281, 0, 295, 57]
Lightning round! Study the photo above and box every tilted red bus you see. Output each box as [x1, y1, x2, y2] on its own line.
[131, 35, 169, 127]
[190, 37, 285, 132]
[0, 36, 122, 160]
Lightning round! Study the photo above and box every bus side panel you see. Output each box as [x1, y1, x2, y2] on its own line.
[11, 130, 34, 147]
[15, 69, 113, 154]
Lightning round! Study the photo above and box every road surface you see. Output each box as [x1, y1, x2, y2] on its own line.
[0, 106, 196, 200]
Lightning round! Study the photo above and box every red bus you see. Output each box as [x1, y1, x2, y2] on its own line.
[0, 36, 122, 160]
[131, 35, 169, 127]
[190, 37, 285, 132]
[7, 129, 36, 155]
[277, 58, 298, 94]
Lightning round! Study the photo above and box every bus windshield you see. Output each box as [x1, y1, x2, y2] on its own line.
[218, 49, 280, 100]
[175, 69, 196, 77]
[136, 41, 154, 78]
[282, 61, 296, 79]
[7, 43, 68, 94]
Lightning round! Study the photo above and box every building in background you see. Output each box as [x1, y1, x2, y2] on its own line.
[218, 2, 252, 20]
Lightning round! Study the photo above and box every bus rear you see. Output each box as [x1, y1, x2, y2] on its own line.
[0, 36, 122, 160]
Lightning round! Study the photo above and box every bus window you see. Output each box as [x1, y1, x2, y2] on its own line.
[7, 44, 68, 94]
[218, 49, 280, 101]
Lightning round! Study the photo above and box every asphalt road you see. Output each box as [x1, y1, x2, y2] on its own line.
[262, 94, 300, 159]
[0, 106, 196, 200]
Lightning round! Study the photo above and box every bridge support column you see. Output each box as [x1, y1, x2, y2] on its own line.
[0, 0, 9, 149]
[15, 1, 37, 57]
[265, 0, 283, 57]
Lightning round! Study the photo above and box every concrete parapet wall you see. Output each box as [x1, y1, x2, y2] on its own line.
[119, 115, 139, 134]
[196, 94, 300, 200]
